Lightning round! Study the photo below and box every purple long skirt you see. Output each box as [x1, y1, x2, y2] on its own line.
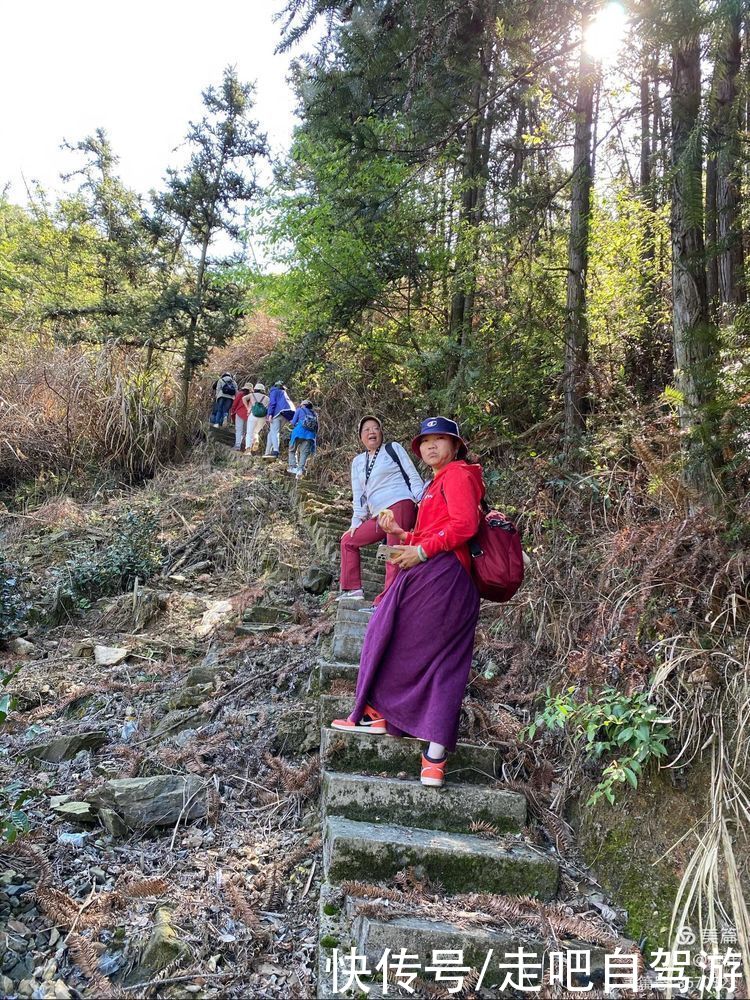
[349, 552, 480, 752]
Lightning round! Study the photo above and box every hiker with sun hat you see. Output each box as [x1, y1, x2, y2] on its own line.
[241, 382, 270, 455]
[331, 416, 485, 789]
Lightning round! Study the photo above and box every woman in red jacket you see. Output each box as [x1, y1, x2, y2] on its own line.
[332, 417, 484, 788]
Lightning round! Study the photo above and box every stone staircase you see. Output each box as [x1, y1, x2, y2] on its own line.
[207, 423, 235, 448]
[208, 425, 385, 598]
[296, 481, 385, 600]
[316, 600, 570, 997]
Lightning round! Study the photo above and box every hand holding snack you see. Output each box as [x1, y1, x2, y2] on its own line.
[377, 509, 405, 538]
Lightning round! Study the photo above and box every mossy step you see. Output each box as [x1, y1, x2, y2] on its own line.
[320, 695, 355, 728]
[321, 727, 499, 785]
[301, 506, 339, 520]
[305, 509, 351, 524]
[324, 817, 559, 897]
[303, 511, 349, 524]
[362, 567, 383, 579]
[322, 771, 526, 834]
[311, 531, 339, 548]
[319, 659, 358, 690]
[317, 883, 391, 1000]
[344, 895, 613, 986]
[311, 522, 349, 537]
[314, 516, 359, 529]
[298, 483, 341, 498]
[350, 907, 539, 984]
[318, 881, 618, 997]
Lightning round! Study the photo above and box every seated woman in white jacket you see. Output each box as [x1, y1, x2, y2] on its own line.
[338, 416, 425, 602]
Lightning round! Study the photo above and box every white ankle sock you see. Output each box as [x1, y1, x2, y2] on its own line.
[426, 742, 446, 761]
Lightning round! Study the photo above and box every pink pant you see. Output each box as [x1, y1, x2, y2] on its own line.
[340, 499, 418, 596]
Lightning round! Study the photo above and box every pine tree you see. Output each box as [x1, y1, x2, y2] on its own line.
[155, 67, 267, 444]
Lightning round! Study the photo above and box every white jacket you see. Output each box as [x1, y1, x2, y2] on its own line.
[350, 443, 425, 530]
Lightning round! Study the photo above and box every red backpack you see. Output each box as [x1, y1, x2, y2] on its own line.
[468, 504, 525, 602]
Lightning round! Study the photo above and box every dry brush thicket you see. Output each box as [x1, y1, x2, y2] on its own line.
[0, 345, 185, 491]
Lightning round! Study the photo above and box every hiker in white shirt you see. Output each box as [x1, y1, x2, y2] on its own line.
[241, 383, 270, 454]
[338, 416, 425, 602]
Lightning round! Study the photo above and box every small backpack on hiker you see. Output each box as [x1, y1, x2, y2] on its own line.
[217, 375, 237, 398]
[251, 396, 268, 417]
[468, 503, 525, 602]
[302, 410, 318, 433]
[438, 482, 525, 602]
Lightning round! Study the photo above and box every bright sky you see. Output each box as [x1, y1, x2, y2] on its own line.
[1, 0, 299, 203]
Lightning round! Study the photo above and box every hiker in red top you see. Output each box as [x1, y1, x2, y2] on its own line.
[332, 416, 485, 789]
[229, 383, 253, 451]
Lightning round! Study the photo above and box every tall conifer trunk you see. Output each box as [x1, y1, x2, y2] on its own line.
[447, 5, 498, 387]
[563, 29, 596, 445]
[714, 3, 746, 316]
[670, 10, 719, 501]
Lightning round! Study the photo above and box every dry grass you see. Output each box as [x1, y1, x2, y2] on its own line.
[0, 344, 197, 491]
[650, 623, 750, 987]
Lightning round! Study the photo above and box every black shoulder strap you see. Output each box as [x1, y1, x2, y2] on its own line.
[385, 442, 412, 492]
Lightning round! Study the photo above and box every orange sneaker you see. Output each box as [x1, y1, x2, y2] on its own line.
[331, 704, 387, 735]
[420, 753, 447, 787]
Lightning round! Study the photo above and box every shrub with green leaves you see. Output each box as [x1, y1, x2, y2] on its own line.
[53, 508, 161, 615]
[526, 686, 673, 806]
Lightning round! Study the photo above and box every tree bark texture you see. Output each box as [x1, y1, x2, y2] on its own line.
[714, 4, 746, 316]
[563, 35, 596, 443]
[670, 19, 719, 501]
[447, 5, 498, 385]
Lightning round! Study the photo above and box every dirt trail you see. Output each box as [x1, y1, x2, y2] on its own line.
[1, 451, 336, 998]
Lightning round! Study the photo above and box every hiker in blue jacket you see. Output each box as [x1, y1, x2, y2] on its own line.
[264, 383, 295, 459]
[288, 399, 317, 478]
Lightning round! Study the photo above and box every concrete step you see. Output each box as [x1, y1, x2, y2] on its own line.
[335, 603, 375, 624]
[298, 482, 341, 499]
[322, 771, 526, 834]
[320, 695, 355, 727]
[345, 894, 611, 987]
[324, 817, 559, 897]
[208, 425, 235, 445]
[311, 520, 347, 535]
[318, 883, 620, 997]
[351, 909, 538, 984]
[332, 622, 367, 663]
[305, 509, 350, 525]
[360, 564, 385, 577]
[321, 727, 499, 785]
[319, 660, 358, 690]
